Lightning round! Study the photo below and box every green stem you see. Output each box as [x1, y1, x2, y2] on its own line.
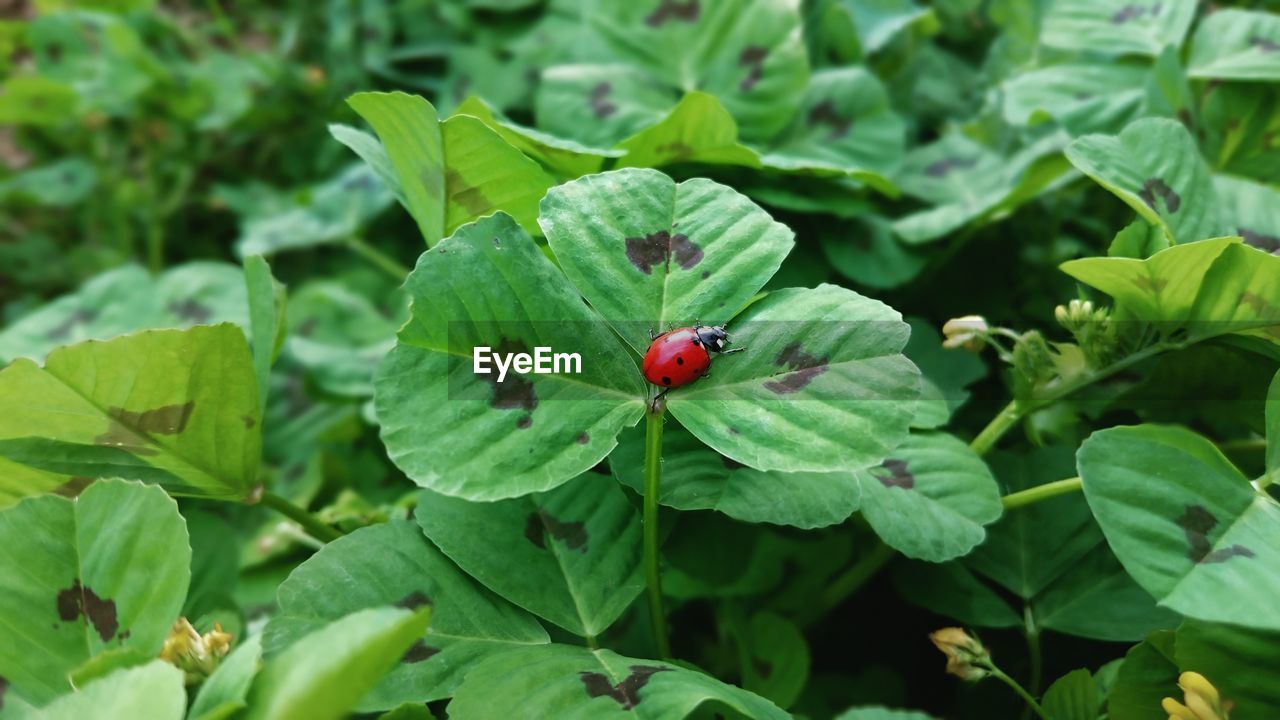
[969, 400, 1021, 456]
[1001, 477, 1082, 510]
[971, 341, 1177, 456]
[260, 492, 343, 543]
[991, 667, 1051, 720]
[819, 540, 895, 612]
[1217, 438, 1266, 454]
[146, 221, 164, 275]
[643, 401, 671, 659]
[1022, 604, 1042, 720]
[346, 237, 411, 281]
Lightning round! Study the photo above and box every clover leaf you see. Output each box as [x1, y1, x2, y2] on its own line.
[375, 168, 920, 500]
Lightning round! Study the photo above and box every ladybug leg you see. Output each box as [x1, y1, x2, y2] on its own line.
[648, 325, 658, 340]
[720, 347, 746, 355]
[649, 386, 672, 412]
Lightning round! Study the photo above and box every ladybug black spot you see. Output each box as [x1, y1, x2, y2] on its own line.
[662, 377, 671, 386]
[676, 356, 684, 365]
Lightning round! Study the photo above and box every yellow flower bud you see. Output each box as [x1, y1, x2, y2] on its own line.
[929, 627, 991, 681]
[1161, 671, 1230, 720]
[1162, 697, 1200, 720]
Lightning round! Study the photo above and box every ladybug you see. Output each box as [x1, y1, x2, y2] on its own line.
[642, 325, 744, 399]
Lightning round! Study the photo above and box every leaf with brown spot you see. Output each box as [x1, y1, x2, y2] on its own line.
[374, 214, 644, 502]
[666, 285, 920, 477]
[1189, 9, 1280, 81]
[264, 522, 548, 710]
[582, 0, 809, 140]
[856, 433, 1002, 562]
[449, 645, 791, 719]
[0, 480, 190, 705]
[0, 324, 262, 505]
[1066, 118, 1222, 243]
[540, 168, 793, 355]
[417, 474, 642, 638]
[1079, 425, 1280, 632]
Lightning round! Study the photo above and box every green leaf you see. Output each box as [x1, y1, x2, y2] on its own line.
[1065, 118, 1223, 244]
[821, 217, 928, 292]
[375, 213, 645, 500]
[229, 165, 393, 257]
[415, 475, 643, 638]
[0, 324, 263, 505]
[893, 560, 1022, 629]
[1173, 619, 1280, 718]
[614, 92, 762, 170]
[1078, 424, 1280, 631]
[0, 158, 96, 207]
[731, 612, 809, 709]
[1040, 0, 1196, 57]
[855, 432, 1001, 562]
[536, 64, 677, 149]
[538, 168, 794, 354]
[439, 114, 556, 237]
[452, 96, 622, 178]
[1268, 369, 1280, 474]
[1041, 668, 1100, 720]
[35, 661, 185, 720]
[611, 420, 861, 529]
[0, 480, 190, 705]
[447, 644, 790, 719]
[265, 522, 549, 709]
[245, 607, 431, 720]
[1059, 236, 1235, 324]
[834, 708, 937, 720]
[892, 132, 1072, 244]
[0, 262, 251, 364]
[586, 0, 810, 142]
[328, 124, 407, 209]
[668, 284, 920, 474]
[346, 91, 445, 245]
[1188, 9, 1280, 81]
[759, 66, 904, 188]
[1002, 64, 1148, 135]
[1214, 174, 1280, 255]
[839, 0, 933, 55]
[244, 256, 286, 418]
[1063, 236, 1280, 346]
[960, 447, 1177, 641]
[1106, 631, 1177, 720]
[0, 75, 77, 126]
[188, 634, 263, 720]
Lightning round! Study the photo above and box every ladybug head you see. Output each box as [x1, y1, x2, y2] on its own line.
[694, 325, 731, 353]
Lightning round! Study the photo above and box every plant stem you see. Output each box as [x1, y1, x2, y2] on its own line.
[643, 402, 671, 659]
[990, 667, 1051, 720]
[346, 236, 411, 282]
[971, 341, 1177, 456]
[1001, 477, 1083, 510]
[260, 491, 343, 543]
[1022, 603, 1042, 720]
[819, 540, 895, 612]
[1217, 438, 1266, 454]
[969, 400, 1021, 456]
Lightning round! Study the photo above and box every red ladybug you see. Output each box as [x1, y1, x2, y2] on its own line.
[642, 325, 743, 398]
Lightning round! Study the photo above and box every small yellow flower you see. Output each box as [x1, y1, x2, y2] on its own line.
[929, 627, 991, 681]
[159, 617, 235, 684]
[1161, 672, 1231, 720]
